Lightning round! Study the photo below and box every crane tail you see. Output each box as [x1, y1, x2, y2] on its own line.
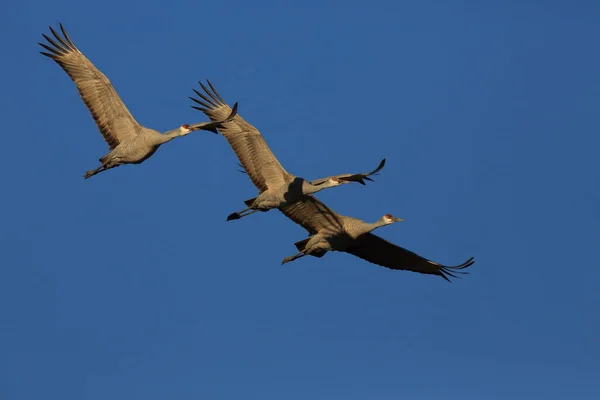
[294, 237, 310, 251]
[293, 238, 326, 258]
[310, 250, 326, 258]
[244, 197, 257, 207]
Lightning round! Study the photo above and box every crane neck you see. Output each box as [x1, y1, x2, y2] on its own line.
[353, 219, 388, 237]
[301, 180, 335, 195]
[157, 129, 183, 144]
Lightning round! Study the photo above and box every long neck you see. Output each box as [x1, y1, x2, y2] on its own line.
[301, 180, 332, 195]
[352, 219, 388, 237]
[157, 129, 182, 145]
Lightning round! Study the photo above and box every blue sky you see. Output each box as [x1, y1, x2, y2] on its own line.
[1, 1, 599, 399]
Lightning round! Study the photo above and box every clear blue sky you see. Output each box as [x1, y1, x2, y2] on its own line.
[1, 1, 599, 399]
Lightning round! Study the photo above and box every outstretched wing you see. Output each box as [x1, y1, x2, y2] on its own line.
[39, 23, 140, 150]
[190, 80, 290, 192]
[279, 194, 345, 235]
[345, 233, 475, 282]
[310, 159, 386, 186]
[188, 102, 239, 134]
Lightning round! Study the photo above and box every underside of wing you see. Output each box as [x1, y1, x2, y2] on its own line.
[278, 194, 345, 236]
[344, 233, 475, 282]
[190, 80, 290, 192]
[311, 158, 386, 187]
[39, 23, 140, 150]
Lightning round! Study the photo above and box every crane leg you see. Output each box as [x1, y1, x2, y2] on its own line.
[84, 165, 107, 179]
[226, 207, 261, 221]
[281, 251, 307, 265]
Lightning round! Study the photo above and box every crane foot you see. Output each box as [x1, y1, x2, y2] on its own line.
[226, 212, 241, 221]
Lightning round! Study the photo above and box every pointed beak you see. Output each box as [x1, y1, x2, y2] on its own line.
[394, 217, 404, 222]
[187, 124, 203, 131]
[187, 122, 221, 134]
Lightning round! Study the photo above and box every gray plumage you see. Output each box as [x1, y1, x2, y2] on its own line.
[189, 80, 386, 220]
[39, 23, 237, 179]
[280, 195, 475, 282]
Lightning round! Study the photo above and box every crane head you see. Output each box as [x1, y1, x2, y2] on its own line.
[328, 177, 342, 186]
[383, 214, 404, 224]
[179, 124, 193, 135]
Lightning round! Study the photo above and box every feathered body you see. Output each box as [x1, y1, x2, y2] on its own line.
[280, 195, 475, 282]
[189, 80, 386, 220]
[39, 24, 236, 179]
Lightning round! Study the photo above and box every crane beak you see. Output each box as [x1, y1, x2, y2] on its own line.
[187, 123, 203, 131]
[338, 177, 358, 184]
[394, 217, 404, 222]
[187, 122, 220, 134]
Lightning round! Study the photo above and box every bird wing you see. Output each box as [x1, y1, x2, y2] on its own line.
[278, 194, 345, 235]
[39, 24, 141, 150]
[188, 102, 239, 133]
[190, 80, 290, 192]
[310, 158, 386, 186]
[344, 233, 475, 282]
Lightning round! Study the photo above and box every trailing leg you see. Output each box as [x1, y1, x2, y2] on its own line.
[226, 207, 262, 221]
[281, 251, 308, 265]
[83, 165, 107, 179]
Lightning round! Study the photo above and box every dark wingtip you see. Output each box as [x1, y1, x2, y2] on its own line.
[190, 89, 215, 108]
[191, 105, 209, 113]
[206, 79, 226, 104]
[230, 101, 238, 117]
[39, 51, 55, 58]
[372, 158, 386, 174]
[439, 257, 475, 282]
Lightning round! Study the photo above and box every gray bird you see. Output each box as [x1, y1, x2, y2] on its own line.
[189, 80, 386, 221]
[280, 195, 475, 282]
[39, 23, 237, 179]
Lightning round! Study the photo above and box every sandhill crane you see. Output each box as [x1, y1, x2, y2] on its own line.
[189, 80, 386, 221]
[39, 24, 237, 179]
[279, 195, 475, 282]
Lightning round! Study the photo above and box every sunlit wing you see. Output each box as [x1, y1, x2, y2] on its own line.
[188, 102, 239, 133]
[39, 23, 140, 150]
[278, 194, 345, 235]
[190, 80, 290, 192]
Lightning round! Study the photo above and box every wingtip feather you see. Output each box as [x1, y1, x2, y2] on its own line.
[191, 105, 209, 113]
[439, 257, 475, 282]
[206, 79, 226, 104]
